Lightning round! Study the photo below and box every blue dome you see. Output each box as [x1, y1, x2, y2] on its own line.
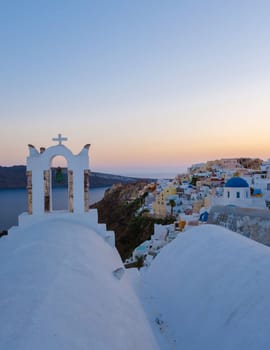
[225, 177, 249, 188]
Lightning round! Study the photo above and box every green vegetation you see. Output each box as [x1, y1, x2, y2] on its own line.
[140, 191, 149, 205]
[135, 256, 145, 269]
[119, 211, 174, 260]
[169, 199, 176, 216]
[190, 176, 198, 186]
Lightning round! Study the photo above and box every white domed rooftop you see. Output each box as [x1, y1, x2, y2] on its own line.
[0, 219, 158, 350]
[140, 225, 270, 350]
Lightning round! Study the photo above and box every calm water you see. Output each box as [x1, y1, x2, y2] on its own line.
[0, 187, 108, 231]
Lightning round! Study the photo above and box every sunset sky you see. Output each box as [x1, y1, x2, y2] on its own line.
[1, 1, 270, 177]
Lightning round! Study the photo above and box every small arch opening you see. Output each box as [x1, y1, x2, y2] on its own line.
[50, 155, 68, 211]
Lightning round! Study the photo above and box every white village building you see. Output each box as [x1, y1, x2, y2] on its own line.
[223, 176, 251, 206]
[261, 158, 270, 173]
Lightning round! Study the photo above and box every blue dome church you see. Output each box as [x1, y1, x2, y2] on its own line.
[223, 176, 250, 206]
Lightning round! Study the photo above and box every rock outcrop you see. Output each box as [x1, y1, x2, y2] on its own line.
[91, 181, 174, 261]
[208, 205, 270, 246]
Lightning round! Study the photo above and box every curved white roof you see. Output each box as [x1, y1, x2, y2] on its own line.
[0, 220, 158, 350]
[141, 225, 270, 350]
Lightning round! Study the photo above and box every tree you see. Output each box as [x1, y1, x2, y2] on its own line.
[135, 256, 145, 269]
[169, 199, 176, 216]
[190, 176, 198, 186]
[141, 191, 149, 206]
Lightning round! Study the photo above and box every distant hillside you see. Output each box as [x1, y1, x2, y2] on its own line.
[0, 166, 26, 188]
[90, 172, 141, 187]
[0, 166, 147, 189]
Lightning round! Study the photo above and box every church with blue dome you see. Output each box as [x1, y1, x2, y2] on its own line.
[223, 176, 250, 206]
[213, 176, 267, 209]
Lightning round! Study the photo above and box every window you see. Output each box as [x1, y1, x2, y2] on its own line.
[236, 192, 240, 198]
[227, 191, 230, 198]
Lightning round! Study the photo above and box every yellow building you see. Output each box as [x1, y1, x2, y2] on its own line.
[152, 191, 167, 217]
[153, 187, 177, 217]
[204, 195, 212, 209]
[192, 199, 204, 213]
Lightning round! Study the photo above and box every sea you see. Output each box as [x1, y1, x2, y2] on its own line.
[0, 187, 108, 231]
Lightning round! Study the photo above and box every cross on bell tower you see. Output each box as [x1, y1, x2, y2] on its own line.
[52, 133, 68, 145]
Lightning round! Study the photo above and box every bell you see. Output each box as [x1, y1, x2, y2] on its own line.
[55, 167, 64, 183]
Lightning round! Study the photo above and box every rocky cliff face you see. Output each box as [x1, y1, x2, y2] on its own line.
[91, 181, 174, 261]
[208, 206, 270, 246]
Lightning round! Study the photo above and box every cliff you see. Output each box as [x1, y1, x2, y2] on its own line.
[91, 181, 174, 261]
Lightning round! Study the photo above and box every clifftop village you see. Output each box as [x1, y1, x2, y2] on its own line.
[125, 157, 270, 267]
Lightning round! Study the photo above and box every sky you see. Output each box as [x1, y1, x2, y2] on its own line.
[1, 0, 270, 177]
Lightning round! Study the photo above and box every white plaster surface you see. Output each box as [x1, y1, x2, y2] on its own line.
[27, 144, 89, 214]
[139, 224, 270, 350]
[0, 219, 158, 350]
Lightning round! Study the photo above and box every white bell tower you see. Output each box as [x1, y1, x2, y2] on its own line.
[13, 134, 115, 247]
[26, 134, 90, 215]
